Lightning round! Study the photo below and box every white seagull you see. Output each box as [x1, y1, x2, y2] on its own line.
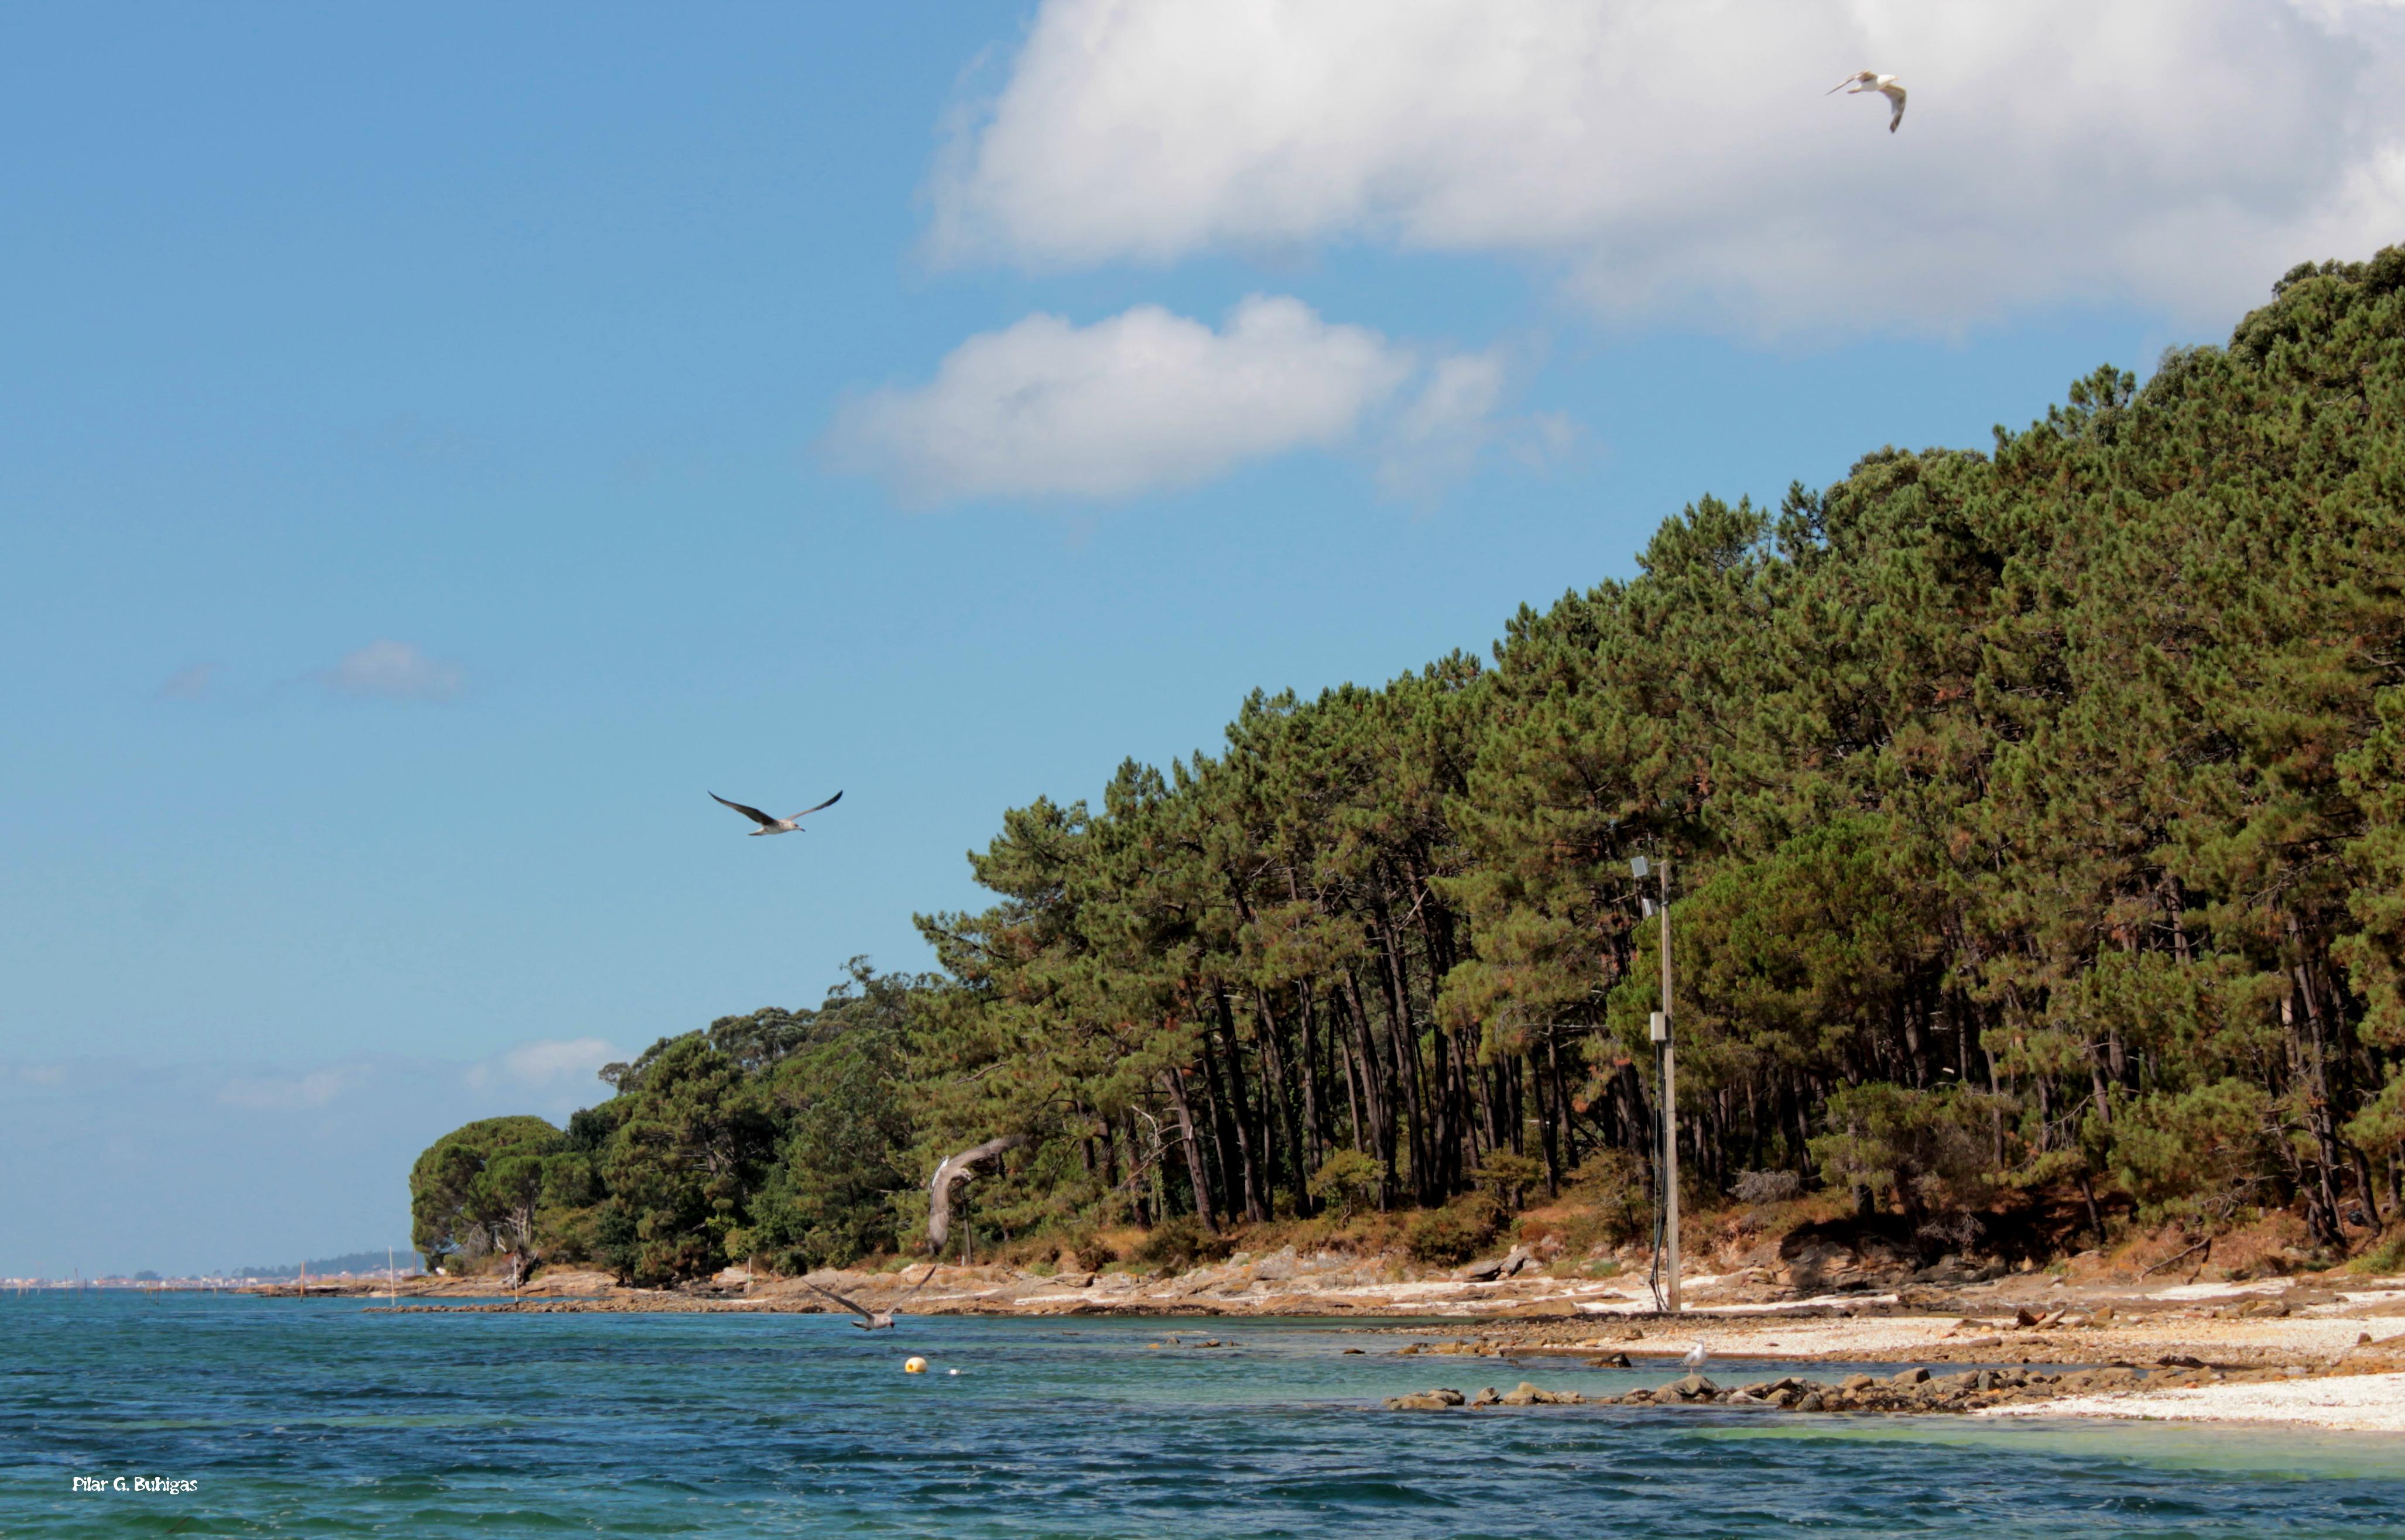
[1681, 1341, 1710, 1371]
[1828, 70, 1906, 133]
[710, 789, 842, 836]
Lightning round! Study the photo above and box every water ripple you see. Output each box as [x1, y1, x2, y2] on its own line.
[5, 1296, 2405, 1537]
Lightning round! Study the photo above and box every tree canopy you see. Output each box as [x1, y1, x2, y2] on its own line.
[409, 1115, 576, 1268]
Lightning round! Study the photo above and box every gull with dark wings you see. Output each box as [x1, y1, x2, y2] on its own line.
[800, 1264, 936, 1330]
[710, 789, 842, 835]
[1828, 70, 1906, 133]
[928, 1134, 1029, 1250]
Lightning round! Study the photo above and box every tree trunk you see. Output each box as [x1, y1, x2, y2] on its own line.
[1341, 968, 1399, 1194]
[1213, 989, 1269, 1222]
[1297, 982, 1328, 1174]
[1256, 989, 1313, 1216]
[1161, 1068, 1218, 1234]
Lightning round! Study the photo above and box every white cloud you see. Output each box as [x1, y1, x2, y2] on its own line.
[463, 1037, 621, 1096]
[153, 663, 217, 701]
[830, 294, 1524, 502]
[1378, 351, 1508, 495]
[219, 1065, 372, 1112]
[324, 640, 462, 702]
[931, 0, 2405, 332]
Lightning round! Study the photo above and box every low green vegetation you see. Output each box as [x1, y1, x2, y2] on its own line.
[416, 251, 2405, 1283]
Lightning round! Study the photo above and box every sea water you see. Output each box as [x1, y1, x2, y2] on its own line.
[5, 1293, 2404, 1537]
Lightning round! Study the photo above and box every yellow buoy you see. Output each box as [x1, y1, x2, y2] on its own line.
[904, 1356, 928, 1374]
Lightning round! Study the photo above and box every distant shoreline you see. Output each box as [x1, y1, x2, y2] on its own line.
[311, 1256, 2405, 1434]
[268, 1254, 2402, 1358]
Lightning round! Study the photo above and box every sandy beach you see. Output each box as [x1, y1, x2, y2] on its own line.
[1980, 1371, 2405, 1433]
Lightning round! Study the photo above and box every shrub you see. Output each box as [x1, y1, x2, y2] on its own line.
[1307, 1150, 1382, 1219]
[1471, 1151, 1544, 1210]
[1809, 1082, 2010, 1217]
[2111, 1080, 2273, 1221]
[1404, 1197, 1501, 1265]
[1130, 1216, 1231, 1273]
[1732, 1169, 1801, 1206]
[2351, 1229, 2405, 1276]
[1553, 1150, 1650, 1254]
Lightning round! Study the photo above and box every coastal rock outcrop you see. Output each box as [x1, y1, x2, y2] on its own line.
[1381, 1361, 2163, 1417]
[1455, 1246, 1540, 1282]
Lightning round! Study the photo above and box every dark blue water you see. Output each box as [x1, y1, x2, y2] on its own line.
[5, 1295, 2404, 1537]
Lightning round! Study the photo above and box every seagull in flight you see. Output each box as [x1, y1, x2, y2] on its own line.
[800, 1265, 936, 1330]
[927, 1134, 1029, 1250]
[1828, 70, 1906, 133]
[710, 789, 842, 835]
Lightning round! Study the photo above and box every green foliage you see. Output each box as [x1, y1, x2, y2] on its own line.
[1471, 1151, 1544, 1210]
[2350, 1230, 2405, 1275]
[2111, 1080, 2273, 1219]
[740, 1020, 912, 1271]
[411, 962, 932, 1287]
[409, 1116, 569, 1267]
[1552, 1151, 1650, 1254]
[594, 1035, 776, 1285]
[1404, 1196, 1502, 1265]
[1809, 1084, 2012, 1217]
[1307, 1150, 1382, 1220]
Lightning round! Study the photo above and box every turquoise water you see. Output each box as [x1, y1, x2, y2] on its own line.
[6, 1295, 2405, 1537]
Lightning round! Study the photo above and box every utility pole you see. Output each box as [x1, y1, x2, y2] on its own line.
[1636, 853, 1680, 1313]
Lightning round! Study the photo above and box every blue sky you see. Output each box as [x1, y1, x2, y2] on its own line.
[5, 1, 2397, 1276]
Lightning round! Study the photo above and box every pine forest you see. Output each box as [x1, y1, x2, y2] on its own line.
[413, 251, 2405, 1288]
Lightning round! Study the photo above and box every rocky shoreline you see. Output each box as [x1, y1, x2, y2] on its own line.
[318, 1246, 2405, 1429]
[1386, 1361, 2328, 1415]
[320, 1249, 2405, 1348]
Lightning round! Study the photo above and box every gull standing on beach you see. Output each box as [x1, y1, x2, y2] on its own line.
[1828, 70, 1906, 132]
[709, 790, 842, 836]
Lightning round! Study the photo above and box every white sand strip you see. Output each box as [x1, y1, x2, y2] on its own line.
[1981, 1372, 2405, 1434]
